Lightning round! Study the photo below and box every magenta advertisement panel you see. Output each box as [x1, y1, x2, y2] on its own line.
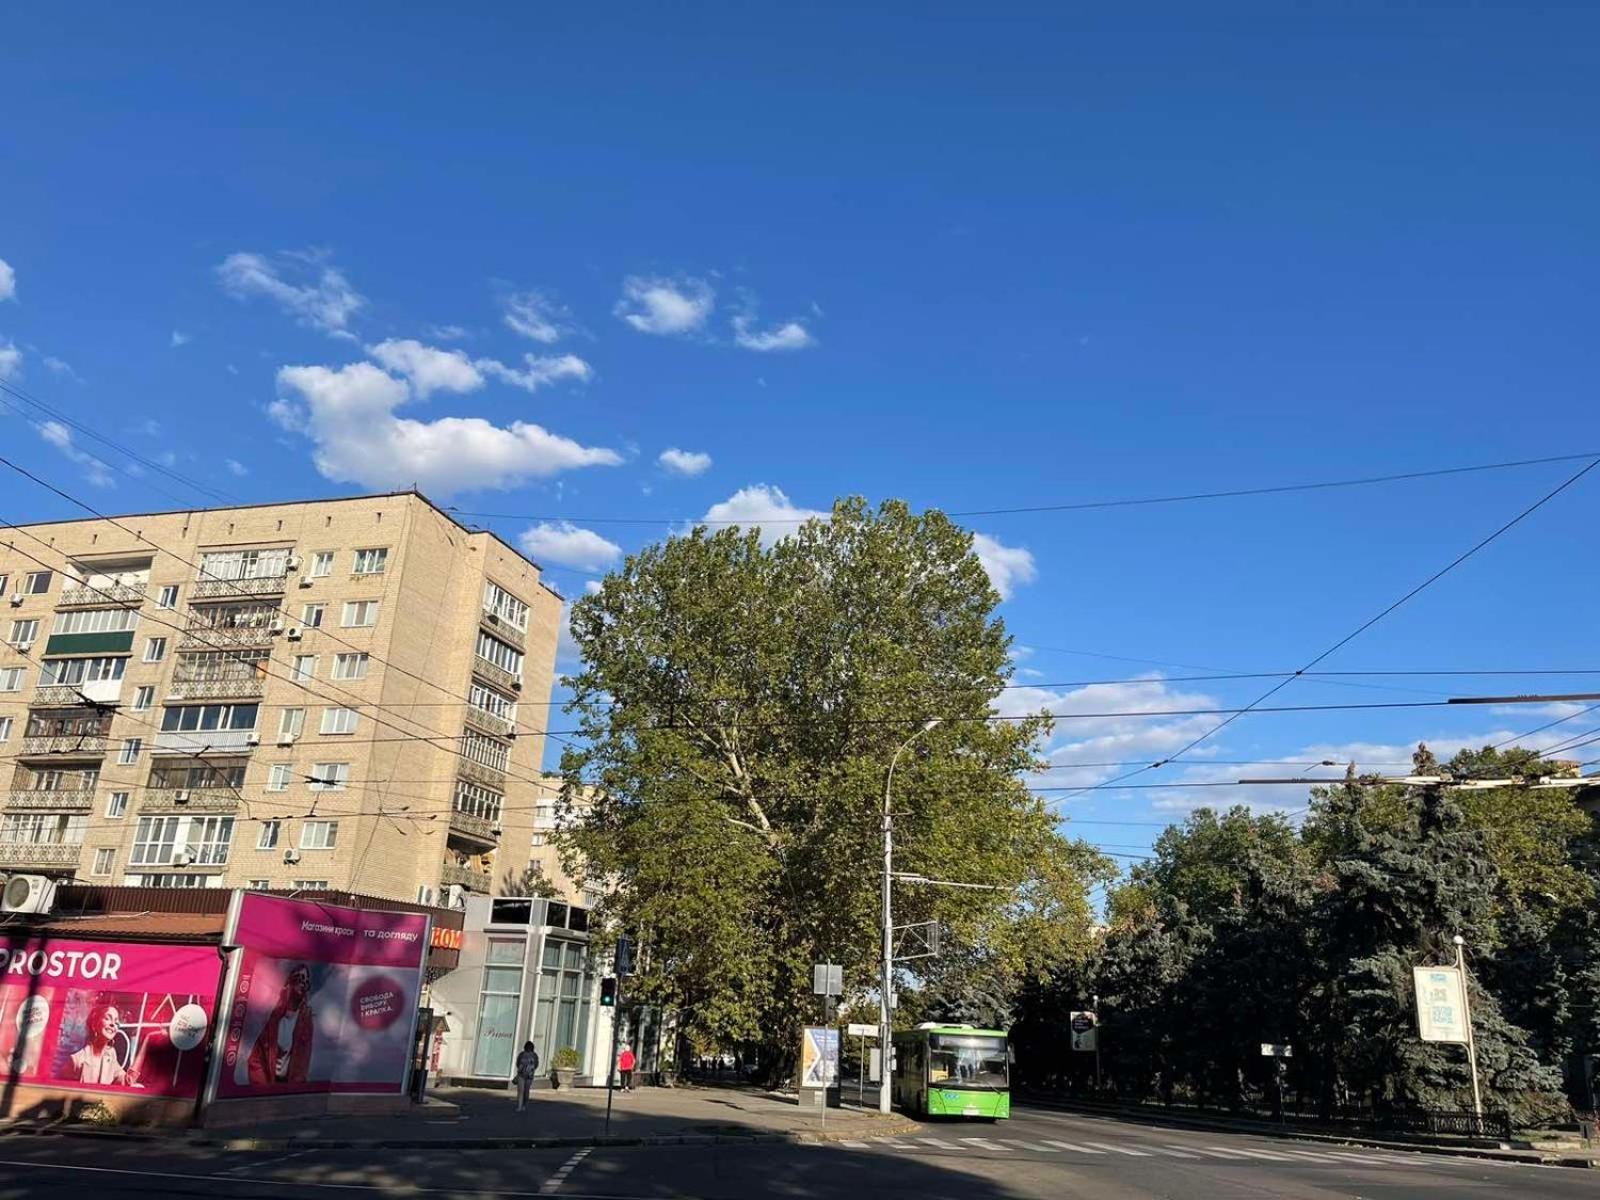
[218, 893, 429, 1097]
[0, 937, 219, 1099]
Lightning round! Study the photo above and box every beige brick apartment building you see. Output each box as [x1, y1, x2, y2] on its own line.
[0, 491, 565, 905]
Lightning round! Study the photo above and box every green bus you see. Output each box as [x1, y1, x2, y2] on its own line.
[890, 1024, 1011, 1119]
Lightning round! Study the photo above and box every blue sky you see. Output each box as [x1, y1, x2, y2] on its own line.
[2, 4, 1597, 864]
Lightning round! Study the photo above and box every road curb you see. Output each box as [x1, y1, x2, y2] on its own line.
[1018, 1095, 1597, 1169]
[0, 1115, 922, 1154]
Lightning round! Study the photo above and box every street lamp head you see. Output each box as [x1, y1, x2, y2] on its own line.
[1452, 934, 1465, 946]
[921, 717, 942, 733]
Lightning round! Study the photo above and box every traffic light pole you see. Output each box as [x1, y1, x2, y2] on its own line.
[604, 975, 622, 1136]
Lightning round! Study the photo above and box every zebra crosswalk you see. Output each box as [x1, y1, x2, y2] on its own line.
[826, 1132, 1443, 1168]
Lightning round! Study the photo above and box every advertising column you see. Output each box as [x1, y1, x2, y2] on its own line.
[217, 894, 430, 1098]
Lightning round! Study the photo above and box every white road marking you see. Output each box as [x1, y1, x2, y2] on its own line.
[540, 1148, 592, 1194]
[875, 1139, 911, 1148]
[1279, 1150, 1343, 1162]
[1147, 1146, 1199, 1158]
[916, 1138, 960, 1149]
[1042, 1140, 1104, 1154]
[839, 1140, 870, 1148]
[958, 1136, 1002, 1149]
[1217, 1147, 1291, 1161]
[1081, 1141, 1150, 1156]
[995, 1139, 1056, 1152]
[1187, 1145, 1253, 1159]
[219, 1149, 316, 1176]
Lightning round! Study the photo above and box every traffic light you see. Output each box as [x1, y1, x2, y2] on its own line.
[600, 976, 617, 1007]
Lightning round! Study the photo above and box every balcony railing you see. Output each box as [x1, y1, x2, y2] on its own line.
[457, 758, 507, 789]
[58, 582, 146, 608]
[18, 734, 109, 757]
[179, 620, 279, 650]
[5, 788, 96, 811]
[0, 842, 83, 869]
[152, 729, 258, 755]
[166, 676, 264, 702]
[441, 863, 492, 893]
[32, 685, 84, 706]
[472, 656, 522, 695]
[463, 706, 516, 740]
[191, 575, 289, 600]
[448, 809, 499, 847]
[480, 610, 527, 651]
[140, 787, 241, 813]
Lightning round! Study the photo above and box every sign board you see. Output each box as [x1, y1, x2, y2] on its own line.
[812, 963, 842, 996]
[1260, 1043, 1293, 1058]
[1413, 966, 1469, 1044]
[1069, 1010, 1098, 1052]
[800, 1025, 840, 1088]
[846, 1022, 878, 1038]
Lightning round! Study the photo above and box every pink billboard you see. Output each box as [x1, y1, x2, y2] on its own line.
[0, 937, 220, 1101]
[217, 893, 430, 1098]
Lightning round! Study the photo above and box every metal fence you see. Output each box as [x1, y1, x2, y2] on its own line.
[1376, 1108, 1512, 1141]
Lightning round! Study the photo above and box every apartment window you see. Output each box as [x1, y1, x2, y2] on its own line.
[291, 655, 317, 683]
[258, 820, 282, 850]
[160, 703, 259, 732]
[0, 812, 87, 845]
[352, 547, 389, 575]
[143, 637, 167, 663]
[0, 716, 12, 743]
[191, 817, 235, 865]
[51, 608, 140, 635]
[483, 581, 530, 632]
[23, 571, 52, 595]
[248, 879, 271, 890]
[157, 585, 180, 609]
[308, 763, 349, 792]
[463, 731, 509, 773]
[341, 600, 379, 628]
[455, 779, 503, 825]
[468, 683, 516, 723]
[531, 832, 548, 847]
[92, 848, 115, 877]
[301, 603, 325, 628]
[198, 548, 289, 582]
[118, 738, 142, 765]
[279, 707, 306, 738]
[40, 657, 124, 686]
[310, 551, 335, 578]
[133, 685, 155, 711]
[332, 652, 369, 681]
[0, 668, 25, 693]
[266, 763, 293, 792]
[0, 575, 7, 595]
[474, 631, 523, 679]
[130, 815, 182, 866]
[126, 873, 212, 889]
[300, 820, 339, 849]
[9, 619, 39, 646]
[320, 707, 359, 735]
[293, 880, 330, 890]
[106, 791, 129, 818]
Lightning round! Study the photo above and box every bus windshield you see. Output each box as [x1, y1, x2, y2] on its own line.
[927, 1034, 1008, 1089]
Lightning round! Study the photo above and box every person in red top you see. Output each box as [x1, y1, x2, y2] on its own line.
[618, 1044, 636, 1092]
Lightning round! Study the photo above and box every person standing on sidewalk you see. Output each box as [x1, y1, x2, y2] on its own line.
[515, 1041, 541, 1112]
[618, 1044, 636, 1092]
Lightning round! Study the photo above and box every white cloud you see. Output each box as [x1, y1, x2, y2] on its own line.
[225, 458, 249, 477]
[42, 356, 80, 381]
[171, 330, 191, 348]
[971, 533, 1037, 600]
[503, 291, 571, 344]
[272, 361, 621, 495]
[216, 251, 365, 337]
[658, 447, 712, 477]
[583, 580, 604, 595]
[615, 275, 714, 335]
[699, 484, 827, 547]
[0, 257, 15, 302]
[732, 314, 815, 352]
[0, 341, 22, 380]
[518, 522, 624, 572]
[556, 601, 581, 667]
[428, 324, 469, 341]
[367, 338, 485, 398]
[478, 353, 594, 393]
[36, 420, 114, 488]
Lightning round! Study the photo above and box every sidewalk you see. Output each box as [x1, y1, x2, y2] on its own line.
[0, 1082, 921, 1152]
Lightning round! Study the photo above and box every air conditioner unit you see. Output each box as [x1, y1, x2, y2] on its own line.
[269, 619, 286, 634]
[298, 575, 313, 589]
[14, 641, 32, 653]
[173, 851, 195, 867]
[174, 790, 191, 805]
[245, 732, 261, 746]
[8, 595, 22, 607]
[276, 733, 298, 748]
[283, 848, 302, 865]
[511, 680, 522, 692]
[491, 825, 504, 838]
[286, 626, 303, 641]
[0, 874, 57, 914]
[446, 884, 466, 909]
[416, 885, 435, 906]
[286, 555, 302, 571]
[485, 612, 502, 627]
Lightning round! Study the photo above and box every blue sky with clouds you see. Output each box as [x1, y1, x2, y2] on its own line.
[2, 4, 1597, 863]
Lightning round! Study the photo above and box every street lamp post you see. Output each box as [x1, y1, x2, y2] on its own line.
[879, 716, 941, 1115]
[1454, 934, 1484, 1118]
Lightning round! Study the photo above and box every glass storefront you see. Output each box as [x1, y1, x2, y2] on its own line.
[532, 937, 594, 1073]
[471, 938, 526, 1078]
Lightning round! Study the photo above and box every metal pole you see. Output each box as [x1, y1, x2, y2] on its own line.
[1454, 935, 1483, 1119]
[859, 1034, 865, 1110]
[1092, 992, 1102, 1094]
[604, 984, 622, 1135]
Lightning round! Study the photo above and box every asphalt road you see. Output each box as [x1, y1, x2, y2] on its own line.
[0, 1103, 1591, 1199]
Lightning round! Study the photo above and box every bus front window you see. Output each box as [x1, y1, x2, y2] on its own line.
[927, 1035, 1008, 1089]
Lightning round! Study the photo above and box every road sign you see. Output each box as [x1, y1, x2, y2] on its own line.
[1260, 1043, 1293, 1058]
[1070, 1010, 1098, 1051]
[846, 1022, 878, 1038]
[813, 963, 842, 996]
[1413, 966, 1469, 1044]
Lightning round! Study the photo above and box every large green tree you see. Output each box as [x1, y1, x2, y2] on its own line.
[558, 498, 1104, 1071]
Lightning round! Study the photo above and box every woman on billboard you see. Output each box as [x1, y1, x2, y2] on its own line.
[67, 1002, 140, 1087]
[247, 962, 315, 1084]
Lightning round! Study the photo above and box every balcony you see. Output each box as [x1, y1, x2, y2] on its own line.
[153, 729, 258, 755]
[0, 842, 83, 869]
[480, 610, 527, 652]
[457, 758, 507, 789]
[472, 656, 521, 695]
[179, 619, 278, 650]
[191, 575, 288, 600]
[18, 734, 109, 758]
[33, 685, 87, 707]
[140, 787, 241, 814]
[441, 862, 492, 893]
[448, 809, 499, 849]
[5, 788, 95, 811]
[464, 705, 516, 740]
[166, 676, 264, 702]
[57, 582, 146, 608]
